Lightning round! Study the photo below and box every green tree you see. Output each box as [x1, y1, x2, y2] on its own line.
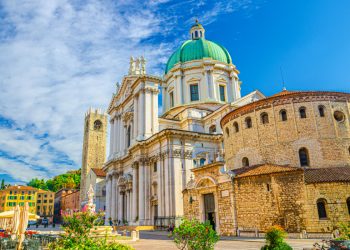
[172, 219, 219, 250]
[0, 179, 5, 190]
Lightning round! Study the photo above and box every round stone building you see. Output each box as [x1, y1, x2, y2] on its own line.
[221, 90, 350, 170]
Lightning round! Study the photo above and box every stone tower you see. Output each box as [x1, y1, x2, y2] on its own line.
[80, 108, 107, 206]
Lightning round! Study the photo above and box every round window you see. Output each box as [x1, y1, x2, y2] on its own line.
[333, 111, 345, 122]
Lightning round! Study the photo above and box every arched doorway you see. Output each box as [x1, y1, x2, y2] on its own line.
[203, 193, 216, 230]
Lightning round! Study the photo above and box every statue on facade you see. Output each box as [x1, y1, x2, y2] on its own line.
[86, 184, 96, 213]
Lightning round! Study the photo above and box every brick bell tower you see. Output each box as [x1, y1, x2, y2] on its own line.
[79, 108, 107, 207]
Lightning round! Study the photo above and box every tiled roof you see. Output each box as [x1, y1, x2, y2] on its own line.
[231, 164, 302, 178]
[305, 167, 350, 183]
[5, 185, 38, 191]
[91, 168, 106, 177]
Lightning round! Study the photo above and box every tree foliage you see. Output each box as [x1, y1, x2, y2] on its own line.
[0, 179, 10, 190]
[261, 225, 292, 250]
[171, 219, 219, 250]
[27, 169, 81, 192]
[49, 211, 133, 250]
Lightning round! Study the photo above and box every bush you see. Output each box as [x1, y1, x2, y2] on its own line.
[49, 211, 134, 250]
[261, 225, 292, 250]
[171, 218, 219, 250]
[336, 222, 350, 240]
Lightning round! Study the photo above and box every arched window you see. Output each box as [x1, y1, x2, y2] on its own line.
[233, 122, 239, 133]
[193, 159, 197, 167]
[299, 107, 307, 119]
[225, 127, 230, 137]
[245, 117, 252, 128]
[195, 30, 198, 38]
[316, 199, 327, 219]
[347, 197, 350, 215]
[348, 146, 350, 155]
[261, 112, 269, 124]
[299, 148, 309, 167]
[280, 110, 287, 121]
[318, 105, 325, 117]
[209, 125, 216, 134]
[200, 31, 202, 37]
[200, 158, 206, 166]
[242, 157, 249, 167]
[94, 120, 102, 130]
[127, 125, 131, 147]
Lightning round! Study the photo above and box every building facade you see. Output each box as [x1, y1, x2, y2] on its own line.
[0, 186, 37, 214]
[54, 188, 79, 223]
[183, 90, 350, 235]
[103, 22, 265, 226]
[36, 189, 55, 222]
[80, 108, 108, 206]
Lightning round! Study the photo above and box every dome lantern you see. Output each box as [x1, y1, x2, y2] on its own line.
[190, 19, 205, 40]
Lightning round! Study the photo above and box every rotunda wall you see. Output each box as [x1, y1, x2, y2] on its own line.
[222, 92, 350, 169]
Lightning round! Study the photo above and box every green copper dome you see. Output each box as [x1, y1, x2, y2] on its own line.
[165, 38, 232, 74]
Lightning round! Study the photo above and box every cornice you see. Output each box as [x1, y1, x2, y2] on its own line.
[221, 91, 350, 128]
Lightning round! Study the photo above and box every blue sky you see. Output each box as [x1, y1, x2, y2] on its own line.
[0, 0, 349, 184]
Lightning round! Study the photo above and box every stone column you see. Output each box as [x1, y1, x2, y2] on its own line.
[144, 162, 150, 224]
[231, 71, 241, 101]
[164, 156, 169, 217]
[109, 120, 114, 159]
[138, 162, 145, 224]
[134, 95, 138, 139]
[118, 187, 122, 222]
[156, 160, 162, 217]
[114, 117, 119, 156]
[140, 90, 145, 139]
[132, 165, 138, 222]
[105, 175, 111, 224]
[152, 91, 159, 134]
[120, 123, 125, 155]
[126, 191, 129, 223]
[144, 89, 152, 138]
[111, 173, 117, 220]
[161, 86, 167, 113]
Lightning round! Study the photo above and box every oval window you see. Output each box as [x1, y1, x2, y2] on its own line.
[334, 111, 345, 122]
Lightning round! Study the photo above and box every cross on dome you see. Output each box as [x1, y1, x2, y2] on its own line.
[190, 19, 205, 40]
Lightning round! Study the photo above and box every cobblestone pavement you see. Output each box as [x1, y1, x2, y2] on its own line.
[126, 231, 317, 250]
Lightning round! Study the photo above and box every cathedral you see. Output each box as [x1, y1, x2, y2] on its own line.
[102, 22, 264, 226]
[100, 21, 350, 235]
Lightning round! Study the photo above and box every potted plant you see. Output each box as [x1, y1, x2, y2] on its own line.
[330, 222, 350, 249]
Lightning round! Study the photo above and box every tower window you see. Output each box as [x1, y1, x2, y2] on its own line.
[261, 112, 269, 124]
[347, 197, 350, 215]
[169, 91, 174, 108]
[316, 199, 327, 219]
[190, 84, 199, 101]
[233, 122, 239, 133]
[209, 125, 216, 134]
[94, 120, 102, 130]
[299, 107, 307, 119]
[225, 127, 230, 137]
[280, 110, 287, 121]
[245, 117, 252, 128]
[153, 161, 157, 172]
[219, 85, 226, 102]
[195, 30, 198, 38]
[299, 147, 309, 167]
[242, 157, 249, 167]
[200, 158, 206, 166]
[318, 105, 325, 117]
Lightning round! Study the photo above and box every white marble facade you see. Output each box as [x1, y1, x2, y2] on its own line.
[103, 25, 265, 226]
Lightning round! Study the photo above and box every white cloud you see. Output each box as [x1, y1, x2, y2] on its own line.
[0, 0, 254, 183]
